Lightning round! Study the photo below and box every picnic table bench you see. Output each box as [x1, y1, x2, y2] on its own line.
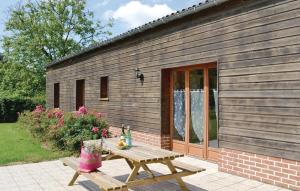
[62, 138, 205, 191]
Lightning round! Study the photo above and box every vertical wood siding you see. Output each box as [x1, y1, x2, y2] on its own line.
[46, 0, 300, 160]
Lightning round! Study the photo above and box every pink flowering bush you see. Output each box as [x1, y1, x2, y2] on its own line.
[18, 106, 110, 153]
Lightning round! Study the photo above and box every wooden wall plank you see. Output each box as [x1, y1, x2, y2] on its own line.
[46, 0, 300, 161]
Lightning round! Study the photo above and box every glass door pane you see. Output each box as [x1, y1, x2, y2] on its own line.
[208, 68, 218, 148]
[173, 71, 186, 141]
[189, 69, 204, 145]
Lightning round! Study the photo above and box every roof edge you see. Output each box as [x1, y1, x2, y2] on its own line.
[46, 0, 231, 68]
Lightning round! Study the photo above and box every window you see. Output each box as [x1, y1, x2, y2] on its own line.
[100, 76, 109, 100]
[54, 83, 60, 108]
[76, 80, 85, 110]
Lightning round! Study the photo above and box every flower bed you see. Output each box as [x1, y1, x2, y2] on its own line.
[18, 106, 110, 153]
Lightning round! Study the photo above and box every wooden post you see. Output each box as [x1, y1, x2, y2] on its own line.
[165, 160, 189, 191]
[68, 171, 80, 186]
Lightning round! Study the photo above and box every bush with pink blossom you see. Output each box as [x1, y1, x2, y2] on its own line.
[18, 106, 110, 153]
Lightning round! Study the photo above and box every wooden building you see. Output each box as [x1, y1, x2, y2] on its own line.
[46, 0, 300, 190]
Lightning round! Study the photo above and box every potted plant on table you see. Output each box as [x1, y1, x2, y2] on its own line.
[79, 128, 108, 172]
[77, 106, 109, 172]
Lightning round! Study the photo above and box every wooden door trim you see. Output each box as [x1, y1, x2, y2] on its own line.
[185, 70, 190, 154]
[204, 67, 209, 159]
[170, 71, 174, 151]
[171, 62, 216, 71]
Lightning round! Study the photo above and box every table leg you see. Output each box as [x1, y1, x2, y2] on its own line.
[165, 160, 189, 191]
[126, 163, 141, 182]
[125, 158, 134, 170]
[68, 171, 80, 186]
[141, 164, 154, 178]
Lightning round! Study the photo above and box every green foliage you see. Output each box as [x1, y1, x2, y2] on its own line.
[0, 95, 45, 122]
[1, 0, 113, 97]
[0, 62, 44, 97]
[19, 106, 110, 153]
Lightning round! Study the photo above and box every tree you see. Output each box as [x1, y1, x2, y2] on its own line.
[0, 62, 43, 97]
[1, 0, 113, 96]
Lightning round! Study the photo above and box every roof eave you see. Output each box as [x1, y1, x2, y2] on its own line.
[46, 0, 231, 69]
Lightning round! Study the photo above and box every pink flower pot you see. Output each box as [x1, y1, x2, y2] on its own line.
[79, 147, 102, 172]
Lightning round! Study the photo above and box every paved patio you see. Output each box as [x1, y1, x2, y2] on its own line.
[0, 157, 291, 191]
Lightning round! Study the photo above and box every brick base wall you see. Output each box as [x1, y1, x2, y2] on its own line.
[161, 135, 171, 150]
[219, 148, 300, 191]
[109, 126, 170, 148]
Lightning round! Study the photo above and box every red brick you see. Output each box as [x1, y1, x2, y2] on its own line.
[250, 175, 262, 182]
[256, 163, 268, 169]
[268, 156, 282, 162]
[239, 155, 250, 161]
[275, 162, 289, 168]
[233, 166, 243, 172]
[256, 172, 268, 178]
[282, 178, 297, 186]
[282, 159, 297, 165]
[219, 148, 299, 190]
[262, 159, 275, 166]
[289, 175, 300, 182]
[290, 164, 300, 171]
[250, 166, 261, 172]
[262, 169, 274, 175]
[250, 158, 262, 163]
[223, 164, 233, 170]
[244, 169, 255, 175]
[228, 153, 238, 158]
[269, 165, 281, 172]
[274, 181, 289, 188]
[256, 154, 268, 160]
[262, 178, 274, 185]
[275, 172, 289, 179]
[244, 160, 255, 166]
[239, 172, 250, 179]
[268, 175, 281, 182]
[233, 158, 244, 164]
[282, 168, 297, 175]
[238, 163, 249, 169]
[228, 161, 237, 166]
[288, 185, 300, 191]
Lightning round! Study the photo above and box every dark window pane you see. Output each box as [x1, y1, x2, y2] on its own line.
[54, 83, 60, 108]
[100, 76, 109, 99]
[208, 68, 218, 148]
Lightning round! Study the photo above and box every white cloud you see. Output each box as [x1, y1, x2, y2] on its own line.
[105, 1, 175, 29]
[96, 0, 111, 7]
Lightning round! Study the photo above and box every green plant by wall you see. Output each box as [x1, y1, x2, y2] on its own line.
[18, 106, 110, 154]
[0, 95, 45, 122]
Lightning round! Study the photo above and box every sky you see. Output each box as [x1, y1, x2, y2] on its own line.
[0, 0, 205, 40]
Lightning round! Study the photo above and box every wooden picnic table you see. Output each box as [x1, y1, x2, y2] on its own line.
[62, 138, 205, 191]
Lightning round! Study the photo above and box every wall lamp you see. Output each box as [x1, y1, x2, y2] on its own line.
[134, 68, 144, 83]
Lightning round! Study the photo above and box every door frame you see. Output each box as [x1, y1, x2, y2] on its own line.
[169, 62, 218, 161]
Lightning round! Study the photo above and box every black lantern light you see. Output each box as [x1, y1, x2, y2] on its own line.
[134, 68, 144, 83]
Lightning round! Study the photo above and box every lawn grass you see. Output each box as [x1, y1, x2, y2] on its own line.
[0, 123, 68, 166]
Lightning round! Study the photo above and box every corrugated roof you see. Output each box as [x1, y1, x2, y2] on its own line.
[47, 0, 230, 68]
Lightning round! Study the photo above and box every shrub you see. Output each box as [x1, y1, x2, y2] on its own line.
[19, 106, 110, 153]
[0, 95, 45, 122]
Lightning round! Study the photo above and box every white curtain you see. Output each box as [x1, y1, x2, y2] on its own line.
[190, 89, 204, 142]
[173, 90, 185, 139]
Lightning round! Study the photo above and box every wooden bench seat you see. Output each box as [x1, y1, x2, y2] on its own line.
[61, 157, 128, 191]
[172, 160, 206, 173]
